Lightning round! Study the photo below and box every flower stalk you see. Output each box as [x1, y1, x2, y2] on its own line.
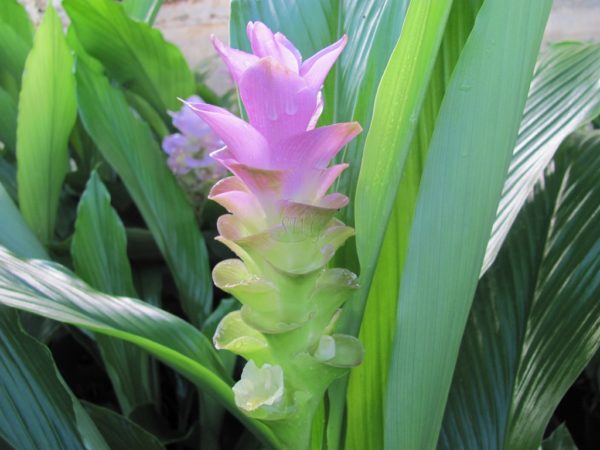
[189, 22, 363, 448]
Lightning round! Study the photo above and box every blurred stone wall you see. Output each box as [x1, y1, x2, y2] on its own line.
[18, 0, 600, 94]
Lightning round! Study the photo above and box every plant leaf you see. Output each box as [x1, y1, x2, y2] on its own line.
[0, 247, 281, 449]
[121, 0, 164, 25]
[542, 424, 578, 450]
[72, 171, 155, 415]
[482, 42, 600, 273]
[16, 6, 77, 244]
[384, 0, 552, 448]
[439, 131, 600, 450]
[346, 2, 483, 448]
[84, 402, 165, 450]
[0, 307, 108, 450]
[74, 48, 212, 326]
[0, 0, 33, 83]
[64, 0, 194, 114]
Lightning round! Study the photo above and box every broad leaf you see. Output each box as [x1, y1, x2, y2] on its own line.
[0, 307, 107, 450]
[482, 42, 600, 273]
[84, 403, 165, 450]
[74, 51, 212, 326]
[347, 2, 482, 448]
[72, 171, 155, 415]
[0, 0, 33, 83]
[64, 0, 194, 114]
[0, 247, 280, 449]
[439, 131, 600, 450]
[16, 6, 77, 244]
[384, 0, 552, 448]
[350, 38, 600, 450]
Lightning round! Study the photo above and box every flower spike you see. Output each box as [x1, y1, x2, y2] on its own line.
[195, 22, 362, 449]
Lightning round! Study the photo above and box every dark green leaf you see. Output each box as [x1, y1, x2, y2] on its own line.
[121, 0, 164, 25]
[543, 424, 578, 450]
[439, 131, 600, 450]
[0, 247, 280, 449]
[84, 402, 165, 450]
[0, 307, 107, 450]
[74, 50, 212, 326]
[72, 171, 155, 415]
[0, 87, 16, 153]
[16, 6, 77, 244]
[64, 0, 194, 114]
[0, 0, 33, 83]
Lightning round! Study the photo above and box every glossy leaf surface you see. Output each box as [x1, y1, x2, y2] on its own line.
[439, 132, 600, 450]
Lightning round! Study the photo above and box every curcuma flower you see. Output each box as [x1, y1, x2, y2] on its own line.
[162, 95, 226, 210]
[188, 22, 363, 447]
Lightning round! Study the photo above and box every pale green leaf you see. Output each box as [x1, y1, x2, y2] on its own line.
[0, 0, 33, 83]
[384, 0, 552, 448]
[16, 6, 77, 244]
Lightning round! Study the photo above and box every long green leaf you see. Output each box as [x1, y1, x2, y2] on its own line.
[482, 42, 600, 273]
[64, 0, 194, 114]
[16, 6, 77, 244]
[0, 0, 33, 83]
[439, 131, 600, 450]
[72, 171, 155, 415]
[0, 247, 280, 449]
[74, 50, 212, 326]
[0, 307, 107, 450]
[347, 2, 482, 448]
[350, 37, 600, 450]
[384, 0, 552, 448]
[84, 403, 165, 450]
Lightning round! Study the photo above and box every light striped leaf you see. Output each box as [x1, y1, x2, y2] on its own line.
[439, 131, 600, 450]
[384, 0, 552, 448]
[0, 246, 280, 449]
[16, 6, 77, 244]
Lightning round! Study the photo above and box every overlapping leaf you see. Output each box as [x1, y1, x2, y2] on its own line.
[0, 307, 107, 450]
[0, 0, 33, 83]
[383, 0, 552, 448]
[16, 6, 76, 245]
[72, 172, 155, 415]
[439, 131, 600, 450]
[0, 247, 280, 449]
[64, 0, 194, 114]
[74, 52, 212, 326]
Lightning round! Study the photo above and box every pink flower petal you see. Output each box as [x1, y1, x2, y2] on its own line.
[290, 163, 349, 202]
[212, 35, 259, 84]
[246, 21, 300, 72]
[185, 101, 269, 167]
[238, 58, 318, 144]
[272, 122, 362, 169]
[274, 32, 302, 66]
[209, 177, 266, 229]
[300, 35, 347, 91]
